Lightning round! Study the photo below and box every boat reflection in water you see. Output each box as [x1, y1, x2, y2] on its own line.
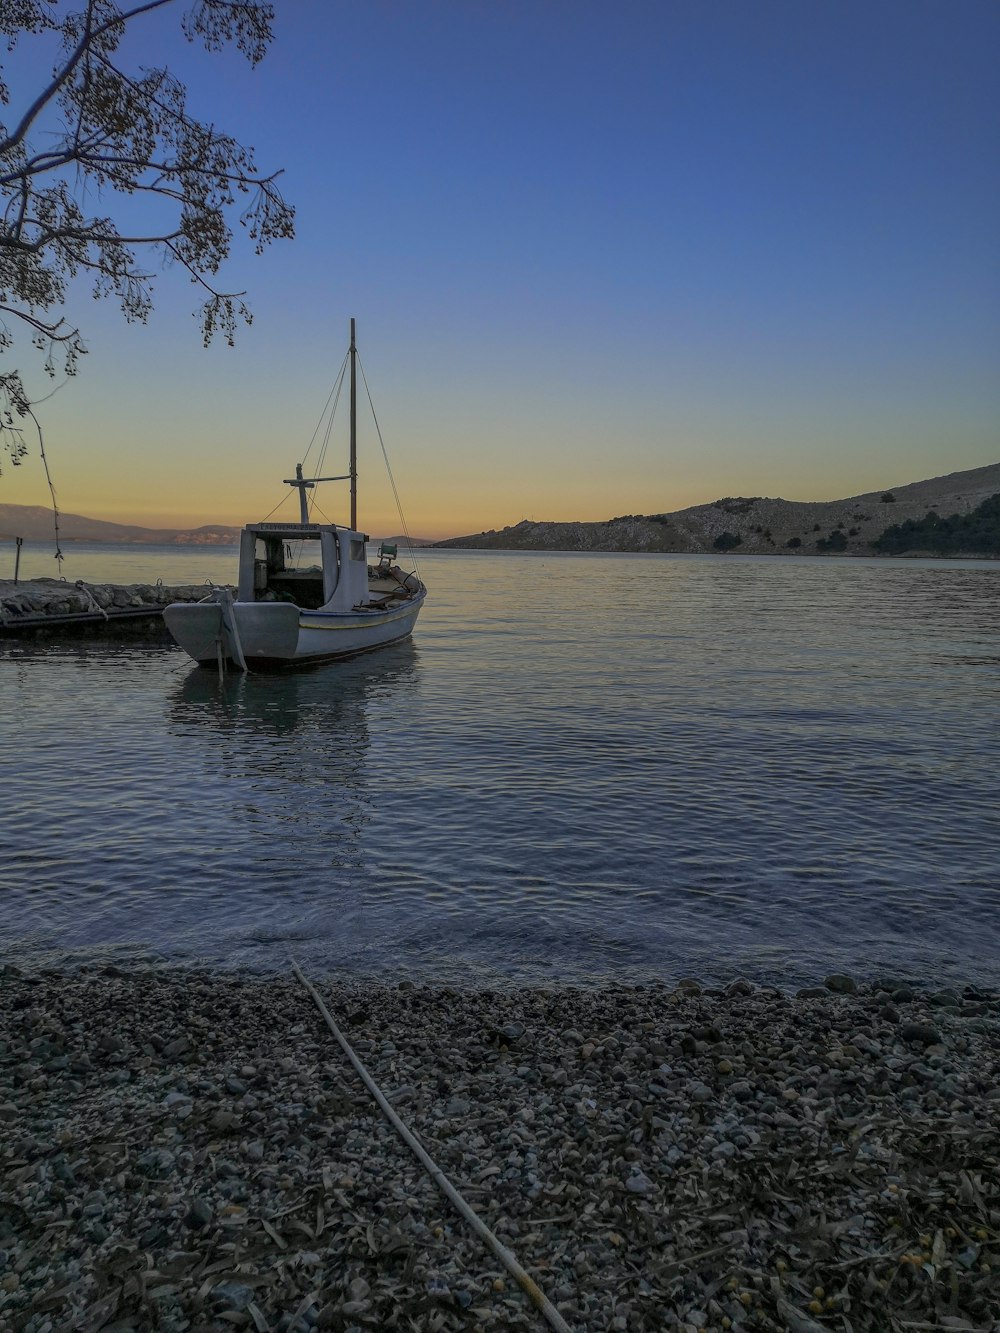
[165, 642, 421, 969]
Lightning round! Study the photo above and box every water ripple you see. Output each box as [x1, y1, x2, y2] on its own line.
[2, 550, 998, 988]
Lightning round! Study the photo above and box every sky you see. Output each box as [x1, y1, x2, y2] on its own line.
[2, 0, 998, 539]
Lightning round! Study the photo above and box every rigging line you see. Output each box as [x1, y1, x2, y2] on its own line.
[313, 354, 349, 480]
[356, 353, 420, 578]
[309, 497, 336, 526]
[259, 488, 296, 523]
[309, 365, 348, 519]
[266, 355, 350, 527]
[311, 416, 334, 505]
[300, 350, 349, 469]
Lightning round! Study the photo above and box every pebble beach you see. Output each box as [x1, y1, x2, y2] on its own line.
[1, 966, 998, 1333]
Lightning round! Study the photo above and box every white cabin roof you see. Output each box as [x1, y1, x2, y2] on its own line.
[247, 520, 370, 540]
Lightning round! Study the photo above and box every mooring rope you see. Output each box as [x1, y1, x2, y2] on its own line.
[26, 403, 64, 570]
[74, 581, 109, 621]
[290, 962, 572, 1333]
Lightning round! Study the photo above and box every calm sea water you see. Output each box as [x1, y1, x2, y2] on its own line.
[2, 542, 999, 989]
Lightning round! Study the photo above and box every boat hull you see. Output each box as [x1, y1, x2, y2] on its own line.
[164, 589, 425, 670]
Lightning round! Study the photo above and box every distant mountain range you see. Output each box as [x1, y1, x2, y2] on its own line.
[4, 462, 998, 554]
[434, 463, 1000, 557]
[0, 506, 436, 547]
[0, 504, 244, 545]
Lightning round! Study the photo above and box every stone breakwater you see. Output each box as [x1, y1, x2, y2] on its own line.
[0, 579, 226, 631]
[1, 968, 998, 1333]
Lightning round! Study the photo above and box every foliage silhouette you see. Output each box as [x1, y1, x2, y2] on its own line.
[713, 531, 742, 551]
[816, 530, 847, 552]
[873, 494, 1000, 555]
[1, 0, 294, 467]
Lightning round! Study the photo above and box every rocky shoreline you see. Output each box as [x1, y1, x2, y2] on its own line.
[0, 580, 227, 636]
[1, 966, 998, 1333]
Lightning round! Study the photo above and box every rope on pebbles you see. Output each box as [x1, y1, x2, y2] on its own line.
[291, 961, 573, 1333]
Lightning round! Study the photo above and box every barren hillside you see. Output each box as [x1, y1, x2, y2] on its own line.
[436, 463, 1000, 556]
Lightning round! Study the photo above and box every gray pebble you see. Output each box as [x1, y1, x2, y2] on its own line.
[184, 1196, 213, 1229]
[625, 1169, 654, 1194]
[213, 1281, 254, 1311]
[824, 973, 858, 994]
[900, 1022, 940, 1046]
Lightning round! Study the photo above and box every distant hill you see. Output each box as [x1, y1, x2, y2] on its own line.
[0, 505, 440, 548]
[434, 463, 1000, 558]
[6, 462, 998, 555]
[374, 534, 436, 548]
[0, 504, 244, 545]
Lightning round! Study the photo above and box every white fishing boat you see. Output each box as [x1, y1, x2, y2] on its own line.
[164, 320, 426, 671]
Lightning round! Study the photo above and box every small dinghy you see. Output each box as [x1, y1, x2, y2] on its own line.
[164, 320, 426, 671]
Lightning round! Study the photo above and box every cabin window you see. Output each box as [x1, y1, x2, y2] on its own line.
[349, 539, 366, 562]
[252, 535, 326, 609]
[290, 540, 323, 568]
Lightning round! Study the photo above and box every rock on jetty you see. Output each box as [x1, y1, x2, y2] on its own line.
[1, 967, 998, 1331]
[0, 579, 226, 633]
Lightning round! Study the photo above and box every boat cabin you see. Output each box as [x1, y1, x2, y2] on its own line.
[237, 522, 372, 612]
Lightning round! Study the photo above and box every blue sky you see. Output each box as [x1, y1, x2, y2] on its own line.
[3, 0, 998, 535]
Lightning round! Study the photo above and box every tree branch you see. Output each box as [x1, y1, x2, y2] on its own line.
[163, 238, 245, 299]
[0, 303, 80, 343]
[70, 2, 96, 159]
[0, 0, 177, 159]
[1, 0, 292, 383]
[1, 221, 186, 253]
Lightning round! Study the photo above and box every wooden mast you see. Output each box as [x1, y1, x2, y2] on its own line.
[349, 317, 357, 530]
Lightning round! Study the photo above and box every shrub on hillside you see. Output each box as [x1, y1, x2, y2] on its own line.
[816, 530, 848, 552]
[873, 493, 1000, 555]
[713, 531, 743, 551]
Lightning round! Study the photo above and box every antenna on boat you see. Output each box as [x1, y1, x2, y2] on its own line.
[283, 461, 349, 523]
[350, 317, 358, 530]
